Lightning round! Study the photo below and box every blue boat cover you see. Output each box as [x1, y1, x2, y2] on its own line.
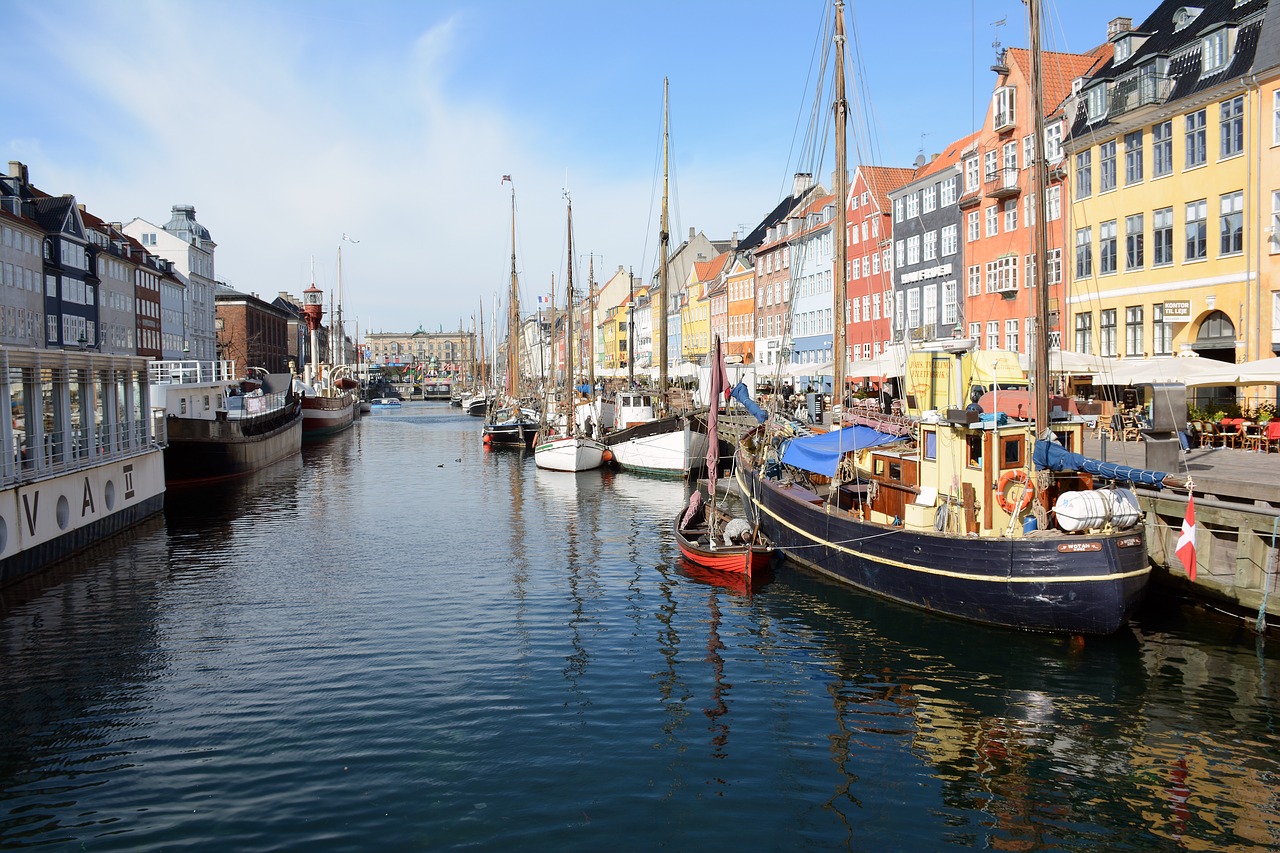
[730, 381, 769, 424]
[780, 425, 902, 477]
[1033, 439, 1168, 488]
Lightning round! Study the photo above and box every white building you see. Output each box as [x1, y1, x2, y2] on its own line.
[124, 205, 217, 360]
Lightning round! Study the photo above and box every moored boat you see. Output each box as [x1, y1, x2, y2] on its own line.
[299, 387, 358, 438]
[674, 510, 772, 576]
[0, 348, 166, 587]
[603, 393, 707, 476]
[370, 397, 401, 409]
[734, 0, 1162, 635]
[152, 360, 303, 487]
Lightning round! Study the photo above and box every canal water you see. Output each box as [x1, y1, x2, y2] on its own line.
[2, 402, 1279, 851]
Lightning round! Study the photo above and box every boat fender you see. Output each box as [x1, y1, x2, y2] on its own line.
[934, 501, 949, 532]
[996, 469, 1034, 514]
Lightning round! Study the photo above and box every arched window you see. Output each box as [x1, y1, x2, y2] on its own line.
[1193, 309, 1235, 349]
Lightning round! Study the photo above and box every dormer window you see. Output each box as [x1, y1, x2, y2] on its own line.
[1086, 84, 1108, 121]
[1173, 7, 1202, 33]
[1115, 37, 1132, 63]
[1201, 26, 1234, 76]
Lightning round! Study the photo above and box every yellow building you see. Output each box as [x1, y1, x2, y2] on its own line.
[1065, 7, 1271, 390]
[680, 254, 727, 363]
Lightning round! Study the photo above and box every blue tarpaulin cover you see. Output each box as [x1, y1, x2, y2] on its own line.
[730, 381, 768, 424]
[780, 426, 902, 478]
[1033, 439, 1168, 488]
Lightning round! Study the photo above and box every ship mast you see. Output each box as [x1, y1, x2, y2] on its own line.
[565, 193, 576, 431]
[657, 76, 670, 414]
[832, 0, 849, 424]
[506, 180, 521, 403]
[1029, 0, 1050, 438]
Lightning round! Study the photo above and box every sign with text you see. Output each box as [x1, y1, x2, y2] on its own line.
[1163, 299, 1192, 321]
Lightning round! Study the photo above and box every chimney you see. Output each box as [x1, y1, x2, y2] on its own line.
[793, 172, 814, 195]
[731, 230, 739, 250]
[8, 161, 28, 184]
[1108, 17, 1133, 40]
[688, 226, 695, 241]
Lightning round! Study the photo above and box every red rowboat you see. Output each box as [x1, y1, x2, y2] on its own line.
[674, 511, 773, 576]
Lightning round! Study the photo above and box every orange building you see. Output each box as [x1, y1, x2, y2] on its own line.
[846, 165, 916, 364]
[958, 45, 1109, 354]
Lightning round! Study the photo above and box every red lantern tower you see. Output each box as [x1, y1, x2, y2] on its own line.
[302, 282, 324, 385]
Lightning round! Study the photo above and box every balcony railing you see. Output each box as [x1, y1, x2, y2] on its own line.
[1109, 73, 1173, 117]
[984, 167, 1020, 198]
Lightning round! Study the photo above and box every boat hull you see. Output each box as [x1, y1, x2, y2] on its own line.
[0, 451, 166, 587]
[164, 405, 304, 487]
[484, 418, 537, 448]
[534, 435, 605, 472]
[735, 453, 1150, 634]
[604, 415, 707, 476]
[674, 513, 772, 575]
[301, 393, 357, 438]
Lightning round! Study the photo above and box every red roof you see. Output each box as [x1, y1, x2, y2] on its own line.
[1006, 45, 1112, 117]
[856, 166, 917, 213]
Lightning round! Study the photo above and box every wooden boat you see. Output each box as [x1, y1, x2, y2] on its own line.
[735, 0, 1163, 634]
[674, 511, 772, 576]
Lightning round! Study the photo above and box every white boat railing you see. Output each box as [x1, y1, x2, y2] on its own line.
[149, 359, 239, 386]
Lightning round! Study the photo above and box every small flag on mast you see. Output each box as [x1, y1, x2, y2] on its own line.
[501, 175, 512, 184]
[537, 295, 551, 306]
[1176, 486, 1197, 581]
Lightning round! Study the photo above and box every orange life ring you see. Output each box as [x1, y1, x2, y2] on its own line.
[996, 469, 1035, 514]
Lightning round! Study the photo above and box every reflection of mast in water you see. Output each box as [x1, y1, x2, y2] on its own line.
[507, 443, 531, 661]
[562, 474, 604, 711]
[703, 590, 731, 769]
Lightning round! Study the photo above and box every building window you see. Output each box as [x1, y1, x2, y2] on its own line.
[894, 198, 904, 223]
[964, 157, 979, 193]
[1186, 199, 1208, 260]
[1126, 213, 1144, 270]
[1202, 29, 1229, 76]
[985, 205, 998, 237]
[1004, 199, 1017, 232]
[1047, 248, 1062, 285]
[1075, 226, 1093, 278]
[1185, 109, 1207, 168]
[1099, 220, 1117, 274]
[922, 185, 937, 213]
[986, 320, 1000, 350]
[940, 176, 957, 206]
[984, 150, 999, 182]
[968, 264, 981, 297]
[1075, 312, 1093, 353]
[1221, 96, 1244, 158]
[1125, 305, 1144, 356]
[941, 224, 957, 256]
[967, 210, 980, 242]
[1005, 318, 1019, 352]
[1274, 90, 1280, 146]
[1045, 121, 1063, 161]
[922, 283, 937, 328]
[993, 86, 1015, 128]
[1024, 191, 1036, 227]
[969, 322, 981, 342]
[1153, 303, 1173, 356]
[986, 256, 1018, 293]
[1124, 130, 1143, 184]
[1046, 185, 1061, 221]
[942, 280, 957, 325]
[1086, 85, 1107, 121]
[1154, 206, 1174, 265]
[1272, 190, 1280, 254]
[1100, 308, 1117, 358]
[1099, 140, 1117, 192]
[906, 192, 920, 219]
[907, 235, 920, 265]
[1152, 120, 1172, 177]
[1023, 134, 1034, 168]
[1220, 190, 1243, 255]
[923, 230, 937, 261]
[1076, 150, 1092, 198]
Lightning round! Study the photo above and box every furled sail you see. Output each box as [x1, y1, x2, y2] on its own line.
[1033, 438, 1169, 488]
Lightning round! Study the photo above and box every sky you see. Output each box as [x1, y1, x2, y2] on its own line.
[5, 0, 1138, 337]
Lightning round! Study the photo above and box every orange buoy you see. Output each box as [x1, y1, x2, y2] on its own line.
[602, 449, 614, 463]
[483, 434, 492, 445]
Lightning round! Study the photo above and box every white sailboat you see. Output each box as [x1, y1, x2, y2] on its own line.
[602, 78, 708, 476]
[535, 191, 606, 472]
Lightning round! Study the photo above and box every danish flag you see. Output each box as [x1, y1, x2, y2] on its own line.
[1176, 490, 1197, 581]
